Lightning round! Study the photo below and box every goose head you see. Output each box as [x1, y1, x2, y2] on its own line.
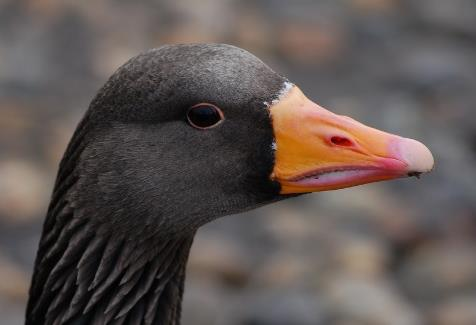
[77, 43, 433, 231]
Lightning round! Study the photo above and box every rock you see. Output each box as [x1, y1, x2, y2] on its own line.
[233, 6, 272, 54]
[0, 296, 25, 325]
[276, 21, 346, 65]
[43, 117, 77, 169]
[349, 0, 398, 13]
[231, 290, 327, 325]
[394, 40, 476, 94]
[253, 252, 318, 288]
[261, 207, 319, 242]
[410, 0, 476, 36]
[0, 103, 34, 139]
[333, 235, 389, 277]
[0, 102, 37, 159]
[399, 242, 476, 302]
[324, 272, 423, 325]
[431, 296, 476, 325]
[0, 252, 29, 302]
[182, 280, 229, 325]
[188, 233, 252, 288]
[0, 159, 50, 223]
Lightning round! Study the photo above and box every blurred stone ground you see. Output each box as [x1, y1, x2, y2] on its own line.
[1, 0, 476, 324]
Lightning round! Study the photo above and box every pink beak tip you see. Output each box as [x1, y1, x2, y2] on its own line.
[397, 138, 435, 175]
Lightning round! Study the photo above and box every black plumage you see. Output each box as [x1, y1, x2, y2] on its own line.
[26, 44, 290, 325]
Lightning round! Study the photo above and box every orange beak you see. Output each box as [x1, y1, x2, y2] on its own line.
[270, 86, 434, 194]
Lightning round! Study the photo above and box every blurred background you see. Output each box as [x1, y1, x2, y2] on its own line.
[1, 0, 476, 324]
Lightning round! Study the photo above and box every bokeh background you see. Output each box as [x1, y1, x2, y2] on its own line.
[1, 0, 476, 324]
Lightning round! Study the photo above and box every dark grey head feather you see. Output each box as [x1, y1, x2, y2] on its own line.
[26, 44, 289, 325]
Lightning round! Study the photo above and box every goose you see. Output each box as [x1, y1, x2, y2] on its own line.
[26, 43, 434, 325]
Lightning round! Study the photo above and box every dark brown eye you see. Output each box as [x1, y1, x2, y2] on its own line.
[187, 103, 224, 129]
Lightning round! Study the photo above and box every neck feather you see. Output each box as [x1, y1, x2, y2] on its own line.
[26, 124, 195, 325]
[26, 209, 194, 325]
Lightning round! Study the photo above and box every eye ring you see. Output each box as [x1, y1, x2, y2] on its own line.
[186, 103, 224, 129]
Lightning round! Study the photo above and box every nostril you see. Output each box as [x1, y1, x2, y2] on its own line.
[330, 136, 354, 147]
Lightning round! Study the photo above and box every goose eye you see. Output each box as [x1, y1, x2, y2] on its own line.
[187, 103, 224, 129]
